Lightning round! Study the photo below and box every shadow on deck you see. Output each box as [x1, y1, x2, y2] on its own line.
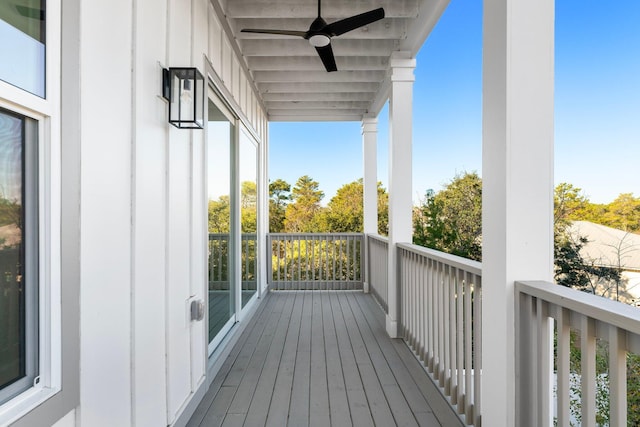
[188, 291, 463, 427]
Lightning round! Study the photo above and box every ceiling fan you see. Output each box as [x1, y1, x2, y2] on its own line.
[241, 0, 385, 72]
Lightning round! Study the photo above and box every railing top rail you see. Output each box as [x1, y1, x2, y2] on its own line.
[267, 232, 364, 238]
[397, 242, 482, 276]
[517, 280, 640, 333]
[209, 232, 257, 237]
[366, 233, 389, 244]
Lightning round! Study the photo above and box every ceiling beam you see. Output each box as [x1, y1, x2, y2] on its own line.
[226, 1, 419, 19]
[262, 92, 376, 102]
[246, 56, 389, 71]
[268, 108, 368, 121]
[265, 100, 371, 110]
[252, 70, 386, 83]
[240, 39, 396, 57]
[259, 82, 380, 93]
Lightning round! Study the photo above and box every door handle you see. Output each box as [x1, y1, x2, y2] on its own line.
[190, 299, 205, 322]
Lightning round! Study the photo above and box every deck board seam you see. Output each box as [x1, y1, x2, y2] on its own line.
[351, 292, 439, 425]
[360, 293, 462, 427]
[189, 292, 274, 427]
[226, 292, 290, 417]
[342, 292, 405, 427]
[336, 292, 396, 426]
[244, 292, 297, 426]
[265, 291, 305, 427]
[329, 291, 373, 427]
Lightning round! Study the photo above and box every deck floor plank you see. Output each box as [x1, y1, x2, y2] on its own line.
[336, 292, 396, 426]
[190, 291, 457, 427]
[227, 294, 288, 415]
[344, 291, 420, 427]
[309, 292, 331, 427]
[321, 293, 352, 427]
[360, 294, 462, 427]
[288, 291, 313, 426]
[352, 293, 441, 427]
[328, 292, 374, 427]
[188, 293, 273, 427]
[265, 292, 304, 427]
[244, 293, 296, 426]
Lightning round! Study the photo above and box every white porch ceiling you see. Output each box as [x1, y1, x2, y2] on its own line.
[213, 0, 449, 121]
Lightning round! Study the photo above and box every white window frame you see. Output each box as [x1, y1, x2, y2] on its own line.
[0, 0, 62, 423]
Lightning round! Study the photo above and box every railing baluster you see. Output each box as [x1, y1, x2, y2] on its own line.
[536, 298, 551, 427]
[473, 275, 482, 426]
[609, 326, 627, 427]
[556, 307, 570, 427]
[443, 263, 451, 394]
[464, 271, 473, 420]
[456, 268, 464, 408]
[580, 315, 597, 427]
[428, 257, 435, 373]
[419, 254, 426, 362]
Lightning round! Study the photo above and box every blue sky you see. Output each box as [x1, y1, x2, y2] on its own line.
[270, 0, 640, 205]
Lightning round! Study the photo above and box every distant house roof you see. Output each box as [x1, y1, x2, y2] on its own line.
[568, 221, 640, 271]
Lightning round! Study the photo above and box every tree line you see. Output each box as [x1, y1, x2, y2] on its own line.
[269, 175, 388, 235]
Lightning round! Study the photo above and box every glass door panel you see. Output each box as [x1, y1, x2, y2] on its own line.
[239, 130, 258, 308]
[207, 98, 235, 353]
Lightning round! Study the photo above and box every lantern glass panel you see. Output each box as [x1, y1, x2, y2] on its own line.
[167, 68, 204, 129]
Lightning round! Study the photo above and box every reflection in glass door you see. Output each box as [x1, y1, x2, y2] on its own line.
[207, 97, 235, 354]
[239, 130, 258, 308]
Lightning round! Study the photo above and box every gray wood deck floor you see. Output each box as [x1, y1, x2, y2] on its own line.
[188, 291, 462, 427]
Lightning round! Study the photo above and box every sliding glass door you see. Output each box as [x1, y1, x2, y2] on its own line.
[206, 91, 261, 355]
[206, 96, 235, 354]
[239, 130, 258, 308]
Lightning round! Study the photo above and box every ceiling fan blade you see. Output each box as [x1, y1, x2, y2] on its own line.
[241, 29, 307, 37]
[315, 44, 337, 72]
[325, 8, 385, 36]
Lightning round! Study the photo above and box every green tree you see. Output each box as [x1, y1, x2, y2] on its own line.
[241, 181, 257, 232]
[284, 175, 325, 232]
[603, 193, 640, 232]
[269, 179, 291, 232]
[376, 183, 389, 236]
[322, 180, 363, 232]
[320, 179, 389, 234]
[413, 172, 482, 261]
[554, 183, 589, 228]
[208, 196, 230, 233]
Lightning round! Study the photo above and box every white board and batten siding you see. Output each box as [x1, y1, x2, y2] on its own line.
[73, 1, 267, 427]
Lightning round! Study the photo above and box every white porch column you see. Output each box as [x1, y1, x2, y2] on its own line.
[362, 117, 378, 294]
[362, 117, 378, 235]
[386, 52, 416, 338]
[482, 0, 554, 425]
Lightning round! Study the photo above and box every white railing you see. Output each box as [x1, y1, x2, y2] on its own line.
[366, 234, 389, 313]
[516, 280, 640, 427]
[208, 233, 257, 290]
[267, 233, 364, 290]
[397, 243, 482, 427]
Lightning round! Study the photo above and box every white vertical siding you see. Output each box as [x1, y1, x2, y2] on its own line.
[77, 0, 266, 425]
[165, 0, 194, 421]
[190, 0, 209, 394]
[131, 0, 169, 423]
[79, 0, 133, 425]
[208, 5, 223, 72]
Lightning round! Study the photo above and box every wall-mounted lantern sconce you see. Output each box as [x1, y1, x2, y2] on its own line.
[162, 67, 205, 129]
